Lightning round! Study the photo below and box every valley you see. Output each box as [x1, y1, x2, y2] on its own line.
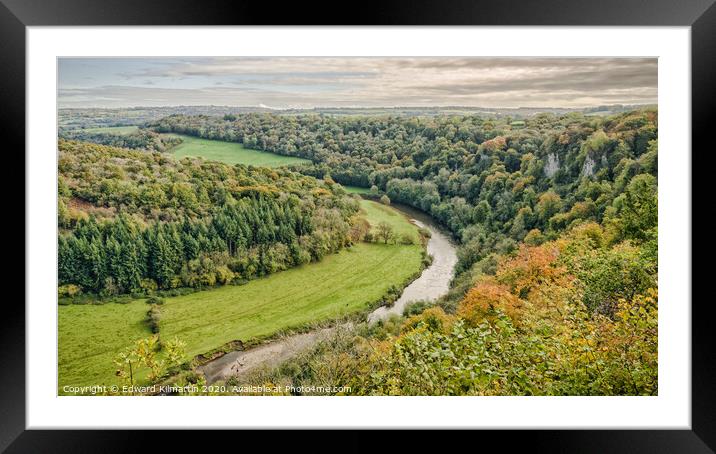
[57, 100, 659, 396]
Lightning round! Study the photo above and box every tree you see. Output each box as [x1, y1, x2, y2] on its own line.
[114, 335, 187, 393]
[617, 174, 658, 243]
[375, 221, 395, 244]
[535, 190, 563, 227]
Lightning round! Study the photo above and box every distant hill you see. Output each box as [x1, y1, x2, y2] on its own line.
[59, 104, 656, 130]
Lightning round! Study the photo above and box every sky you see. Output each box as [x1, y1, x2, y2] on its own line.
[58, 57, 657, 109]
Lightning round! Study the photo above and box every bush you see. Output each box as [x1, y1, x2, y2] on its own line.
[404, 300, 432, 317]
[421, 254, 434, 267]
[364, 232, 374, 243]
[58, 284, 82, 298]
[147, 305, 162, 334]
[380, 194, 391, 205]
[146, 296, 165, 305]
[140, 278, 158, 293]
[399, 233, 415, 245]
[99, 277, 119, 297]
[379, 284, 402, 307]
[401, 307, 456, 334]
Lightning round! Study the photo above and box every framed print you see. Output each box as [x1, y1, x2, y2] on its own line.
[6, 0, 714, 450]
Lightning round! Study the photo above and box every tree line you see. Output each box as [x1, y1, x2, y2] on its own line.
[59, 128, 182, 153]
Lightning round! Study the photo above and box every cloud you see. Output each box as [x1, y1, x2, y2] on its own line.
[58, 57, 657, 108]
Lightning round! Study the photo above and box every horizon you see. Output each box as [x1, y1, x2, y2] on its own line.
[58, 57, 657, 109]
[58, 102, 656, 111]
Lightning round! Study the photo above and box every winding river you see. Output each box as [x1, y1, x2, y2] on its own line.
[367, 204, 458, 323]
[199, 203, 458, 383]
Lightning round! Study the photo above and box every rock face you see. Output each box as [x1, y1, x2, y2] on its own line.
[582, 155, 595, 177]
[544, 153, 560, 178]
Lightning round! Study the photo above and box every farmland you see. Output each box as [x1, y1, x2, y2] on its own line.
[167, 134, 312, 167]
[79, 125, 140, 135]
[57, 200, 423, 392]
[340, 185, 372, 195]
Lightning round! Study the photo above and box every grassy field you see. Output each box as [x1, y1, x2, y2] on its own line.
[167, 134, 311, 167]
[58, 200, 422, 392]
[160, 241, 421, 358]
[360, 199, 418, 240]
[58, 301, 152, 392]
[79, 126, 140, 135]
[341, 185, 371, 195]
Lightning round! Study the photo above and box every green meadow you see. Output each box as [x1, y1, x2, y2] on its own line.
[58, 200, 422, 392]
[167, 134, 311, 167]
[340, 185, 372, 195]
[80, 125, 140, 135]
[359, 199, 418, 239]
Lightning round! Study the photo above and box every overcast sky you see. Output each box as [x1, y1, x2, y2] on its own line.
[58, 57, 657, 109]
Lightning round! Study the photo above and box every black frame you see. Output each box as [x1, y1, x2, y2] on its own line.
[5, 0, 713, 451]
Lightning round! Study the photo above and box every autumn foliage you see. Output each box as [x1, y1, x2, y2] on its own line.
[346, 221, 657, 396]
[458, 280, 523, 326]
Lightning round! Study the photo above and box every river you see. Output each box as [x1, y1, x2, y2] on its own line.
[367, 204, 458, 323]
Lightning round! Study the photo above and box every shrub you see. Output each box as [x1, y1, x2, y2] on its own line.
[140, 278, 158, 293]
[399, 233, 415, 245]
[147, 305, 162, 334]
[100, 277, 119, 297]
[404, 300, 432, 317]
[215, 265, 235, 285]
[146, 296, 165, 305]
[58, 284, 82, 298]
[421, 254, 434, 267]
[402, 306, 456, 334]
[380, 194, 391, 205]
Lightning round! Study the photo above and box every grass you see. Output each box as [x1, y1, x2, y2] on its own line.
[58, 301, 151, 393]
[167, 134, 312, 168]
[58, 200, 422, 393]
[160, 242, 421, 359]
[359, 199, 418, 239]
[341, 185, 371, 195]
[79, 126, 139, 135]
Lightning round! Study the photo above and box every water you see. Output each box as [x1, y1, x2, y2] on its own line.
[367, 206, 458, 324]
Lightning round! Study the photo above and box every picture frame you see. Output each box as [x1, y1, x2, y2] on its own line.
[6, 0, 712, 450]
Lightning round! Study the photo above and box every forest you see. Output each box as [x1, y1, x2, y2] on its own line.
[59, 127, 183, 152]
[150, 109, 657, 275]
[58, 140, 359, 296]
[58, 107, 658, 396]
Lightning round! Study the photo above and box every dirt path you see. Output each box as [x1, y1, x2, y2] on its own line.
[197, 327, 336, 384]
